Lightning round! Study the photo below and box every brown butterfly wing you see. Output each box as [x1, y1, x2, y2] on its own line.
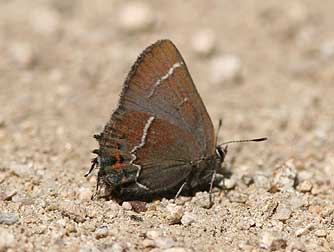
[97, 40, 215, 196]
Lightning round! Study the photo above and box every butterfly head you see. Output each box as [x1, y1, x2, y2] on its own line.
[215, 145, 227, 162]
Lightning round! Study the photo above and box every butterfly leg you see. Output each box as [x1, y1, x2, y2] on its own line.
[85, 157, 98, 177]
[174, 181, 187, 200]
[134, 165, 150, 190]
[209, 169, 217, 206]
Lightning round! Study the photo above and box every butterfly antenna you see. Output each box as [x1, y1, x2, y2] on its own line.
[215, 118, 223, 145]
[219, 137, 267, 146]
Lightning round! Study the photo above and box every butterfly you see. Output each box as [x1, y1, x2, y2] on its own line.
[86, 39, 266, 203]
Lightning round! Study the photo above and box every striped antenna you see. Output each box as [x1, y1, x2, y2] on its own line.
[219, 137, 267, 146]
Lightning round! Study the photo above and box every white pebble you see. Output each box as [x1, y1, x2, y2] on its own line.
[118, 2, 154, 33]
[191, 29, 216, 57]
[155, 237, 175, 249]
[314, 229, 327, 237]
[121, 201, 132, 210]
[95, 224, 109, 239]
[111, 243, 124, 252]
[78, 187, 91, 201]
[0, 228, 14, 251]
[274, 205, 292, 221]
[142, 239, 156, 248]
[223, 177, 237, 189]
[295, 224, 313, 237]
[259, 231, 284, 249]
[161, 248, 188, 252]
[210, 55, 242, 84]
[296, 180, 313, 192]
[146, 230, 162, 240]
[181, 212, 196, 226]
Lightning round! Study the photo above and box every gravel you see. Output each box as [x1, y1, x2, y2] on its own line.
[0, 212, 19, 225]
[1, 0, 334, 251]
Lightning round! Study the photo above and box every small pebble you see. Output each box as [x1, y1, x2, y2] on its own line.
[154, 237, 175, 249]
[0, 227, 14, 251]
[95, 224, 109, 239]
[122, 201, 132, 210]
[59, 201, 86, 223]
[261, 200, 278, 219]
[65, 223, 77, 234]
[270, 162, 297, 192]
[0, 190, 17, 201]
[223, 177, 237, 189]
[146, 230, 162, 240]
[295, 224, 313, 237]
[311, 183, 325, 195]
[0, 212, 19, 225]
[181, 212, 196, 226]
[290, 196, 308, 210]
[9, 163, 34, 177]
[253, 173, 270, 189]
[241, 175, 254, 186]
[286, 240, 306, 252]
[228, 191, 248, 203]
[166, 203, 184, 224]
[327, 230, 334, 246]
[296, 180, 313, 192]
[271, 239, 288, 251]
[191, 29, 216, 57]
[192, 192, 211, 208]
[118, 2, 154, 33]
[274, 205, 292, 221]
[142, 239, 156, 248]
[314, 229, 327, 237]
[78, 187, 91, 201]
[86, 207, 97, 218]
[320, 205, 334, 218]
[210, 55, 242, 84]
[111, 243, 124, 252]
[161, 248, 188, 252]
[259, 231, 284, 249]
[129, 201, 147, 213]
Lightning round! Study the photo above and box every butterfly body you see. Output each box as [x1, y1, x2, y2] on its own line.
[92, 39, 224, 201]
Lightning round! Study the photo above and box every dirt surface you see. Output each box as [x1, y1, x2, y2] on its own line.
[1, 0, 334, 251]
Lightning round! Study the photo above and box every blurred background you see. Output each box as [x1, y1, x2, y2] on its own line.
[1, 0, 334, 183]
[1, 0, 333, 169]
[1, 0, 334, 251]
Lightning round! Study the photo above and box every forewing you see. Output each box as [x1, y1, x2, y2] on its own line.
[119, 40, 216, 156]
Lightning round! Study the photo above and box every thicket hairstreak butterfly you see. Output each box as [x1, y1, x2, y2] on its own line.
[86, 39, 267, 204]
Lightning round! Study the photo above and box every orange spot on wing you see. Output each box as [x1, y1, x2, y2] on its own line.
[112, 151, 123, 170]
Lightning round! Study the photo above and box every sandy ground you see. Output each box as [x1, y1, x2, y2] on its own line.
[1, 0, 334, 251]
